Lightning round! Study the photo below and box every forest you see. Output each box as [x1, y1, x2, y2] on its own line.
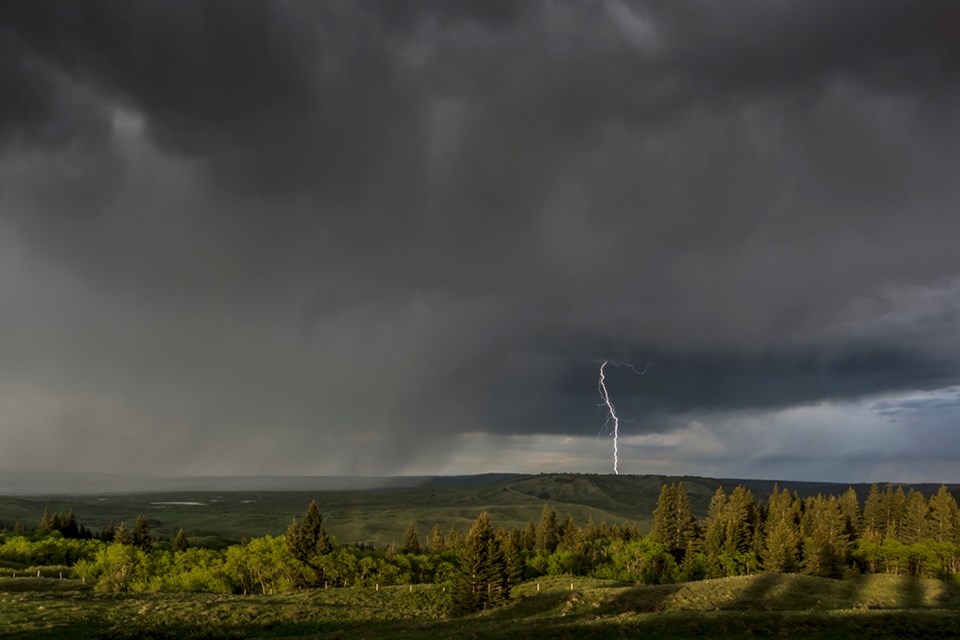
[2, 482, 958, 615]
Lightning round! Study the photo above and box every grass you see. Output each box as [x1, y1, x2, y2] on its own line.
[3, 573, 959, 639]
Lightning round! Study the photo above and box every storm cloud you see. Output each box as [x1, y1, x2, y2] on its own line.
[1, 0, 959, 479]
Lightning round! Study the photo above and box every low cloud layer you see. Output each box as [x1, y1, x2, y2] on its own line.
[1, 1, 959, 480]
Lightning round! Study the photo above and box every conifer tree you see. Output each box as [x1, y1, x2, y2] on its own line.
[651, 483, 698, 555]
[172, 528, 190, 553]
[802, 496, 849, 578]
[520, 520, 537, 550]
[764, 488, 800, 573]
[703, 487, 728, 560]
[430, 524, 446, 552]
[862, 484, 883, 535]
[132, 515, 153, 551]
[928, 485, 959, 544]
[883, 485, 906, 540]
[403, 523, 422, 554]
[900, 489, 928, 545]
[114, 521, 132, 545]
[453, 512, 508, 614]
[838, 488, 861, 540]
[536, 505, 560, 553]
[38, 508, 53, 535]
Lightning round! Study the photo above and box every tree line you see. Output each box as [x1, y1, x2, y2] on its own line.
[1, 483, 958, 615]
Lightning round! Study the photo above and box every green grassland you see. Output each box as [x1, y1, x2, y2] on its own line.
[3, 572, 959, 639]
[1, 472, 880, 545]
[0, 474, 711, 544]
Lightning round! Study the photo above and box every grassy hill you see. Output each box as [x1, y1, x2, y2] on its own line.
[3, 573, 959, 639]
[2, 473, 958, 546]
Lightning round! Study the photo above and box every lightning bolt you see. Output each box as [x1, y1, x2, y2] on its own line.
[598, 360, 649, 475]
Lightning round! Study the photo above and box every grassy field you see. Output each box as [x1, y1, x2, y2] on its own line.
[3, 473, 959, 547]
[3, 572, 959, 639]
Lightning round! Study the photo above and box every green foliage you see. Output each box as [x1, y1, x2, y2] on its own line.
[452, 512, 508, 613]
[132, 515, 152, 552]
[403, 522, 422, 554]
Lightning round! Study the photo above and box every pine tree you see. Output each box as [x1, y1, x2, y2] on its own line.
[651, 483, 698, 555]
[132, 515, 152, 551]
[901, 490, 929, 545]
[764, 488, 800, 573]
[536, 505, 560, 553]
[703, 487, 728, 560]
[520, 520, 537, 550]
[928, 485, 959, 544]
[501, 530, 525, 587]
[172, 529, 189, 553]
[453, 513, 508, 614]
[650, 484, 678, 546]
[114, 521, 132, 546]
[446, 527, 463, 551]
[430, 524, 446, 552]
[802, 496, 849, 578]
[403, 523, 422, 554]
[883, 485, 906, 540]
[862, 484, 883, 535]
[38, 508, 53, 535]
[838, 488, 861, 541]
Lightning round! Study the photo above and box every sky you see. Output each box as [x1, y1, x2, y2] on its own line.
[1, 0, 959, 483]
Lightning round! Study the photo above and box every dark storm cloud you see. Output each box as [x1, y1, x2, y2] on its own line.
[1, 1, 959, 475]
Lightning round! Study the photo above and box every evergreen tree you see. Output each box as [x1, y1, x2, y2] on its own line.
[430, 524, 446, 552]
[862, 484, 883, 535]
[536, 505, 560, 553]
[132, 515, 152, 551]
[62, 510, 80, 539]
[650, 484, 677, 546]
[446, 527, 463, 551]
[520, 520, 537, 550]
[172, 528, 190, 553]
[38, 508, 54, 535]
[114, 521, 132, 546]
[403, 523, 422, 554]
[559, 515, 580, 551]
[703, 487, 728, 561]
[901, 490, 929, 545]
[764, 488, 800, 573]
[838, 487, 861, 540]
[286, 500, 332, 563]
[802, 496, 849, 578]
[501, 530, 525, 587]
[453, 512, 508, 614]
[883, 485, 906, 540]
[928, 485, 959, 544]
[651, 483, 698, 555]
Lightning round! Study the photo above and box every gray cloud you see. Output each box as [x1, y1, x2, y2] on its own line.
[1, 1, 959, 477]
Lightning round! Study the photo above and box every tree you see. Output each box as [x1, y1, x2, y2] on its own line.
[928, 485, 959, 544]
[132, 515, 152, 552]
[286, 500, 332, 565]
[764, 488, 800, 573]
[453, 512, 508, 614]
[403, 523, 422, 554]
[172, 529, 190, 553]
[114, 521, 132, 546]
[802, 496, 849, 578]
[430, 524, 446, 553]
[650, 483, 698, 556]
[536, 505, 560, 553]
[901, 490, 929, 545]
[862, 484, 883, 535]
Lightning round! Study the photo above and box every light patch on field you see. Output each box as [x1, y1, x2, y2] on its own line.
[150, 501, 205, 506]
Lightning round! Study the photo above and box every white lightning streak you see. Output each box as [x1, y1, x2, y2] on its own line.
[598, 360, 648, 475]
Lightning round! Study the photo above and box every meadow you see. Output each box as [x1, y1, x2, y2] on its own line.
[3, 572, 960, 639]
[2, 473, 934, 546]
